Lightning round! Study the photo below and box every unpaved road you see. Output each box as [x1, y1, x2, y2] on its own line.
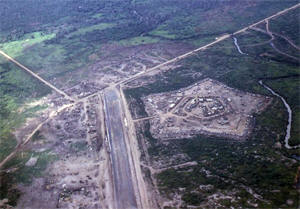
[119, 85, 151, 209]
[265, 19, 299, 60]
[232, 31, 299, 149]
[0, 103, 74, 168]
[103, 88, 138, 209]
[119, 3, 300, 85]
[0, 3, 299, 208]
[0, 50, 74, 101]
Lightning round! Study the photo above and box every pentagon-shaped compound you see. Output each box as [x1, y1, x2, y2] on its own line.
[143, 78, 272, 140]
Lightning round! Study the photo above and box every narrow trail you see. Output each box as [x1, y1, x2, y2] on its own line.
[265, 19, 275, 40]
[133, 116, 156, 122]
[0, 50, 74, 102]
[250, 22, 299, 60]
[261, 20, 300, 50]
[119, 33, 231, 86]
[0, 3, 299, 205]
[259, 80, 300, 149]
[265, 20, 299, 60]
[272, 32, 300, 51]
[269, 42, 299, 60]
[140, 161, 197, 174]
[1, 3, 299, 170]
[83, 100, 91, 146]
[251, 27, 275, 40]
[0, 103, 75, 168]
[250, 27, 275, 46]
[119, 3, 300, 86]
[232, 24, 299, 149]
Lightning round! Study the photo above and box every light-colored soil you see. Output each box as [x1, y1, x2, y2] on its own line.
[143, 78, 272, 140]
[13, 95, 113, 209]
[0, 3, 299, 208]
[252, 20, 299, 60]
[120, 86, 155, 209]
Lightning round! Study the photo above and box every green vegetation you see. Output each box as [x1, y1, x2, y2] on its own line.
[31, 130, 45, 142]
[149, 27, 176, 39]
[0, 0, 297, 87]
[0, 0, 299, 207]
[236, 28, 271, 46]
[182, 192, 203, 205]
[0, 56, 49, 203]
[118, 36, 160, 46]
[70, 141, 88, 152]
[265, 77, 300, 146]
[0, 57, 50, 162]
[3, 151, 57, 184]
[270, 7, 300, 46]
[190, 36, 216, 47]
[0, 173, 20, 206]
[151, 100, 299, 208]
[92, 13, 103, 19]
[125, 9, 300, 208]
[0, 150, 57, 206]
[67, 23, 115, 37]
[146, 0, 297, 41]
[0, 32, 55, 57]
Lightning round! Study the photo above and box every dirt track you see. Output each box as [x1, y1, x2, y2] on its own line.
[0, 3, 299, 208]
[120, 3, 300, 85]
[0, 50, 74, 101]
[250, 20, 299, 60]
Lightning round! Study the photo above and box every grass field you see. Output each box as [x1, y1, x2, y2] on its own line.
[0, 32, 55, 57]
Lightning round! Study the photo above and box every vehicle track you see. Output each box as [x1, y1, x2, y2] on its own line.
[0, 2, 299, 169]
[272, 32, 300, 50]
[0, 50, 74, 102]
[118, 3, 300, 86]
[265, 19, 299, 60]
[0, 3, 299, 208]
[0, 102, 75, 168]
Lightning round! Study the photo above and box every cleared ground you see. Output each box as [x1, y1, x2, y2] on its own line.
[142, 78, 272, 140]
[103, 88, 138, 209]
[0, 3, 299, 209]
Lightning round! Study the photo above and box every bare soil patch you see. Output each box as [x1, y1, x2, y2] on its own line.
[143, 78, 272, 140]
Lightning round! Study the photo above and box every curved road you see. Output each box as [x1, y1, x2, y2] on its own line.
[233, 35, 299, 149]
[119, 3, 300, 86]
[0, 3, 300, 208]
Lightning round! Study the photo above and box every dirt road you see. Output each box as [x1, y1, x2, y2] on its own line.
[0, 2, 299, 208]
[0, 103, 74, 168]
[251, 20, 299, 60]
[0, 50, 74, 101]
[265, 20, 299, 60]
[120, 3, 300, 85]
